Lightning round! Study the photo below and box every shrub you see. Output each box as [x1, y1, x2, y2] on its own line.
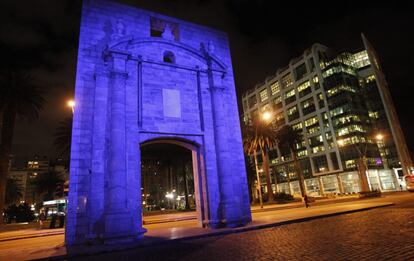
[273, 192, 294, 202]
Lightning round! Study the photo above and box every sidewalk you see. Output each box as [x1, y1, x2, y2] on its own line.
[0, 198, 393, 261]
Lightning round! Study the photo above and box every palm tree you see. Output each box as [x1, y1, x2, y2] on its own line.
[0, 70, 44, 222]
[31, 170, 64, 201]
[53, 116, 73, 157]
[276, 125, 306, 197]
[242, 117, 278, 202]
[5, 178, 23, 205]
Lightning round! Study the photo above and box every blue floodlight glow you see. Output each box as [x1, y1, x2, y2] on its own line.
[66, 0, 251, 245]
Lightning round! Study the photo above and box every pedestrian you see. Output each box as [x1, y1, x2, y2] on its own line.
[400, 184, 403, 191]
[304, 194, 310, 208]
[38, 211, 46, 230]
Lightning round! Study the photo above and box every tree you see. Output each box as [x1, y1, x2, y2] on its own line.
[53, 116, 73, 158]
[0, 70, 44, 222]
[276, 125, 306, 197]
[31, 170, 64, 202]
[5, 178, 23, 205]
[242, 117, 278, 202]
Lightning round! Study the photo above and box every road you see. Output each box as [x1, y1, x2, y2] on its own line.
[73, 193, 414, 261]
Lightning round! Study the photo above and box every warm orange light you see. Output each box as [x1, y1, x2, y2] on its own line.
[262, 111, 271, 121]
[337, 139, 344, 146]
[68, 100, 75, 108]
[376, 134, 383, 140]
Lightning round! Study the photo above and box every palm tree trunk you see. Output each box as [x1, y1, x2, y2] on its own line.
[291, 147, 306, 197]
[183, 160, 190, 210]
[0, 107, 16, 224]
[253, 152, 263, 209]
[261, 148, 273, 201]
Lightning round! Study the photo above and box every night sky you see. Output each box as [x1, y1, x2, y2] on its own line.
[1, 0, 413, 162]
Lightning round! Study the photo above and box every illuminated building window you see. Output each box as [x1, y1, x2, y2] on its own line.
[351, 51, 370, 68]
[322, 66, 356, 78]
[317, 93, 325, 109]
[301, 98, 315, 115]
[322, 112, 329, 128]
[273, 96, 282, 110]
[285, 89, 296, 104]
[365, 75, 376, 83]
[270, 81, 280, 95]
[326, 85, 357, 97]
[297, 150, 308, 157]
[330, 107, 346, 117]
[337, 125, 365, 136]
[309, 135, 323, 146]
[345, 159, 356, 168]
[312, 145, 325, 154]
[259, 89, 268, 102]
[307, 125, 320, 134]
[368, 111, 379, 119]
[304, 116, 319, 127]
[282, 73, 293, 88]
[333, 115, 361, 126]
[313, 75, 320, 89]
[298, 81, 311, 97]
[287, 105, 299, 121]
[292, 122, 303, 131]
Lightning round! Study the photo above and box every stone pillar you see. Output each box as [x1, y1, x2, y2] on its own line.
[88, 70, 110, 239]
[104, 51, 135, 242]
[208, 72, 246, 227]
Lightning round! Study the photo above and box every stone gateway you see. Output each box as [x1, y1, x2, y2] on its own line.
[67, 0, 251, 245]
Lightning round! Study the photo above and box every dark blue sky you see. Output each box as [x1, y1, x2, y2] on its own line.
[1, 0, 413, 161]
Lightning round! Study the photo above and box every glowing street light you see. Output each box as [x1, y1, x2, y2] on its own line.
[262, 111, 271, 121]
[68, 100, 75, 113]
[375, 134, 383, 141]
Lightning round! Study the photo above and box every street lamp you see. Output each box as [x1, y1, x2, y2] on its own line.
[375, 133, 388, 169]
[262, 111, 272, 121]
[253, 111, 273, 209]
[67, 100, 75, 114]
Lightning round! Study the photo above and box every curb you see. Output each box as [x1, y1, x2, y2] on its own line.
[35, 202, 394, 261]
[0, 231, 64, 243]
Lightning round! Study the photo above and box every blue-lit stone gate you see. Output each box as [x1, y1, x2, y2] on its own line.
[66, 0, 251, 245]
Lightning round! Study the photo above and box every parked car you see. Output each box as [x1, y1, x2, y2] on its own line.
[405, 175, 414, 192]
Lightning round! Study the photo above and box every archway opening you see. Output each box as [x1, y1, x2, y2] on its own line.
[140, 142, 197, 218]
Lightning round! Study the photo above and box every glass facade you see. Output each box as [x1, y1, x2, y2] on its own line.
[242, 43, 404, 200]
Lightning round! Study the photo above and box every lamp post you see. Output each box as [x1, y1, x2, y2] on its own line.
[252, 111, 273, 209]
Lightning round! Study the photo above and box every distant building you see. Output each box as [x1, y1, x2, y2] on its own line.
[7, 168, 28, 203]
[25, 155, 50, 204]
[242, 35, 413, 197]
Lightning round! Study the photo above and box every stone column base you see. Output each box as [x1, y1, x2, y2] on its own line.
[104, 211, 146, 244]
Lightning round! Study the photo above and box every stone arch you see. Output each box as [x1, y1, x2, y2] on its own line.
[139, 135, 208, 227]
[108, 37, 227, 71]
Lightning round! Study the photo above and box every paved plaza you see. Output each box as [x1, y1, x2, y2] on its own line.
[0, 193, 412, 260]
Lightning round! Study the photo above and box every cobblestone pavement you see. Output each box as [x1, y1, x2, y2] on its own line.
[74, 193, 414, 261]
